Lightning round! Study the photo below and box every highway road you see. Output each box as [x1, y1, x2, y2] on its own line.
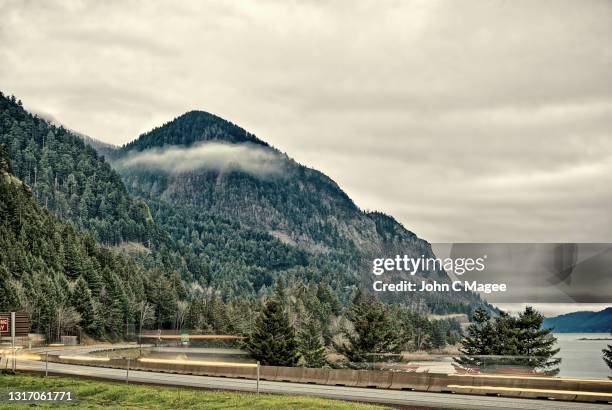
[15, 359, 611, 409]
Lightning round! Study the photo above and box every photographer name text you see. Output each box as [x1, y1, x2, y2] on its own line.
[372, 279, 506, 294]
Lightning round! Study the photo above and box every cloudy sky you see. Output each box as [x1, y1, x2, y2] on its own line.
[1, 0, 611, 243]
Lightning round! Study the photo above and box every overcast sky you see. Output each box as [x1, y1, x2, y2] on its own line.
[1, 0, 611, 243]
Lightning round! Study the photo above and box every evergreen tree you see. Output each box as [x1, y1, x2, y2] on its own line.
[274, 277, 288, 306]
[63, 234, 83, 279]
[0, 143, 11, 173]
[456, 306, 560, 375]
[430, 323, 446, 349]
[603, 345, 612, 370]
[515, 306, 560, 375]
[71, 277, 102, 337]
[83, 260, 102, 297]
[0, 266, 18, 311]
[334, 292, 401, 365]
[455, 308, 496, 370]
[298, 317, 327, 368]
[245, 297, 300, 366]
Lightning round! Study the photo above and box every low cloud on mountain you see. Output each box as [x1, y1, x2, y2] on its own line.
[116, 142, 285, 177]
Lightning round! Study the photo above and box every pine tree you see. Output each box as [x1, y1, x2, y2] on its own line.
[99, 269, 127, 340]
[0, 143, 12, 173]
[245, 297, 300, 366]
[430, 322, 446, 349]
[455, 306, 560, 375]
[515, 306, 560, 375]
[298, 318, 327, 368]
[0, 266, 18, 311]
[84, 263, 102, 297]
[63, 234, 83, 279]
[274, 278, 288, 306]
[71, 277, 101, 337]
[490, 311, 519, 368]
[455, 308, 496, 370]
[334, 292, 401, 365]
[603, 345, 612, 370]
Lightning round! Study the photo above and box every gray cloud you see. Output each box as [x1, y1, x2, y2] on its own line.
[1, 0, 611, 245]
[116, 142, 286, 177]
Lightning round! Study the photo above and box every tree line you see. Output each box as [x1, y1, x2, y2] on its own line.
[243, 282, 462, 368]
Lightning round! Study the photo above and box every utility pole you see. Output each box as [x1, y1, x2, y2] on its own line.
[256, 361, 260, 394]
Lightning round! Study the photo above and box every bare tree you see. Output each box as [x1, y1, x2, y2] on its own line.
[136, 301, 154, 339]
[55, 305, 81, 341]
[175, 301, 189, 332]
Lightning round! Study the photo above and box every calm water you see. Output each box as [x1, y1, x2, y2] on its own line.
[555, 333, 612, 379]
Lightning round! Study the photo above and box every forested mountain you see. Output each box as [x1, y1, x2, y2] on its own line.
[1, 144, 462, 350]
[0, 92, 157, 245]
[0, 90, 482, 351]
[115, 110, 483, 313]
[0, 91, 485, 314]
[0, 93, 341, 301]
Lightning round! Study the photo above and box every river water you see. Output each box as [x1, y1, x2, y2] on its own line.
[555, 333, 611, 379]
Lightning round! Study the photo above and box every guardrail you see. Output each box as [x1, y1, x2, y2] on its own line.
[39, 354, 612, 404]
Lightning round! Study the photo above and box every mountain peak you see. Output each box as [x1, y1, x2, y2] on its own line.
[122, 110, 268, 152]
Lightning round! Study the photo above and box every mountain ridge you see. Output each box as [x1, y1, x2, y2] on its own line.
[543, 307, 612, 332]
[121, 110, 268, 152]
[114, 110, 422, 253]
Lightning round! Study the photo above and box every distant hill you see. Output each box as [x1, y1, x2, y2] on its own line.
[543, 307, 612, 332]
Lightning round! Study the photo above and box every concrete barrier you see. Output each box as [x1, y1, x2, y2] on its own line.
[389, 372, 431, 391]
[259, 365, 278, 381]
[300, 367, 330, 384]
[356, 370, 392, 388]
[574, 391, 612, 403]
[275, 366, 304, 382]
[447, 385, 578, 401]
[41, 353, 612, 403]
[427, 373, 463, 393]
[327, 369, 359, 386]
[574, 379, 612, 394]
[220, 365, 257, 379]
[110, 358, 127, 369]
[517, 388, 577, 401]
[183, 364, 223, 377]
[459, 373, 612, 394]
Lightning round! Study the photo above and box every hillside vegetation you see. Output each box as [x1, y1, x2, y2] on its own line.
[0, 93, 156, 245]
